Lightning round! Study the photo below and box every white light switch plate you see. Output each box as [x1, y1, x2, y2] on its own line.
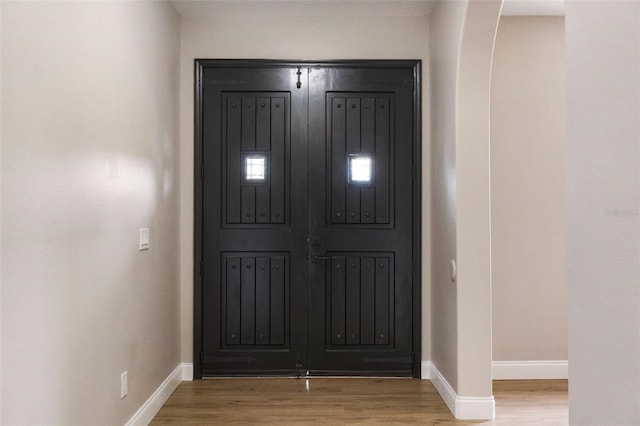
[139, 228, 150, 251]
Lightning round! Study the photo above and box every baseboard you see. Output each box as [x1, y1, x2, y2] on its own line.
[429, 363, 495, 420]
[126, 362, 190, 426]
[428, 363, 457, 415]
[421, 361, 433, 380]
[182, 362, 194, 381]
[492, 360, 568, 380]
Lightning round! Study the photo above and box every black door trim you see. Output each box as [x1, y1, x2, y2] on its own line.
[194, 59, 422, 379]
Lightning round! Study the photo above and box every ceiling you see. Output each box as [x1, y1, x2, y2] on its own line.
[169, 0, 565, 18]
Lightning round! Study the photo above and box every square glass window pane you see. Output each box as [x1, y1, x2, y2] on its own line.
[245, 156, 266, 181]
[349, 155, 372, 184]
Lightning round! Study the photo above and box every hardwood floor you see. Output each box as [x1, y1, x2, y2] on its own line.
[151, 378, 568, 425]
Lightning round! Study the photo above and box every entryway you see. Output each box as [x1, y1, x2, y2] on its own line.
[194, 60, 421, 378]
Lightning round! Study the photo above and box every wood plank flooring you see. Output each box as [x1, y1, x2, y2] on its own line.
[151, 378, 568, 425]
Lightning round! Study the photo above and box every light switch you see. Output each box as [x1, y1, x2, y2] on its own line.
[139, 228, 150, 251]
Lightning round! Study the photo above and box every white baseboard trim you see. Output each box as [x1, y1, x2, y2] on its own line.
[429, 362, 495, 420]
[429, 363, 457, 415]
[126, 362, 190, 426]
[181, 362, 194, 381]
[420, 361, 433, 380]
[492, 360, 568, 380]
[454, 396, 496, 420]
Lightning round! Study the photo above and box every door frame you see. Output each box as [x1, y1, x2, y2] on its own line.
[193, 59, 422, 379]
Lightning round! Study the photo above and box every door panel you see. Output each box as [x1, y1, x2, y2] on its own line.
[201, 67, 307, 375]
[198, 62, 417, 377]
[307, 67, 414, 375]
[220, 253, 289, 348]
[325, 253, 394, 347]
[327, 93, 394, 226]
[222, 92, 289, 227]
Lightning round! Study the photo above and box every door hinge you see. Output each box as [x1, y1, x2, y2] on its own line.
[200, 261, 204, 277]
[200, 164, 204, 181]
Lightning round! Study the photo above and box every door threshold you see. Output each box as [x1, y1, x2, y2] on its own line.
[202, 375, 412, 380]
[305, 376, 412, 379]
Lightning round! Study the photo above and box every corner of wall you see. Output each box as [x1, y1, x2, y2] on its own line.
[125, 363, 188, 426]
[454, 0, 501, 398]
[427, 0, 468, 395]
[428, 362, 495, 420]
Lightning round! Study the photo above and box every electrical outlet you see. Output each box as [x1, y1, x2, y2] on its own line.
[121, 371, 128, 399]
[139, 228, 150, 251]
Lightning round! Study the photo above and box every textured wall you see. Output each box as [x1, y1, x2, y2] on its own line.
[1, 1, 181, 423]
[455, 0, 501, 398]
[429, 0, 501, 407]
[428, 0, 466, 389]
[566, 1, 640, 424]
[491, 17, 567, 362]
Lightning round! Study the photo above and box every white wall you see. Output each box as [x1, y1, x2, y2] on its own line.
[491, 17, 567, 362]
[428, 0, 501, 417]
[178, 14, 431, 364]
[455, 0, 501, 398]
[428, 0, 466, 389]
[1, 1, 181, 424]
[566, 1, 640, 424]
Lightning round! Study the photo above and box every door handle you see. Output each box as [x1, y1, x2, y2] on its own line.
[313, 255, 332, 261]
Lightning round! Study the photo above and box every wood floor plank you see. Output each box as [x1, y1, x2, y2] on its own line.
[151, 379, 568, 425]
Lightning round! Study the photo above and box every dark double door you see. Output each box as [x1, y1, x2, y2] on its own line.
[196, 61, 419, 378]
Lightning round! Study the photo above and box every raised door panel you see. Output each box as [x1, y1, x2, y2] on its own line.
[222, 93, 289, 227]
[221, 253, 289, 349]
[327, 93, 394, 227]
[326, 253, 394, 348]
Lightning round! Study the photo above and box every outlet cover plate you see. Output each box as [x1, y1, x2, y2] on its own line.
[139, 228, 150, 251]
[121, 371, 128, 399]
